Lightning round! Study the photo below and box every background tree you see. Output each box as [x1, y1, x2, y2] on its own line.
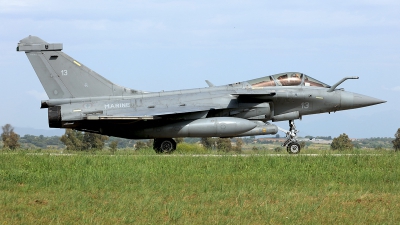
[393, 128, 400, 152]
[216, 138, 232, 152]
[135, 141, 148, 150]
[234, 138, 243, 153]
[201, 137, 215, 149]
[1, 124, 20, 149]
[83, 133, 109, 150]
[60, 129, 108, 151]
[106, 137, 134, 149]
[300, 141, 306, 149]
[146, 139, 154, 148]
[18, 135, 66, 149]
[60, 129, 84, 150]
[331, 133, 353, 151]
[109, 141, 118, 154]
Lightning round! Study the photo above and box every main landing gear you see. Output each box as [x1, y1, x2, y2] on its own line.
[153, 138, 176, 153]
[281, 120, 301, 154]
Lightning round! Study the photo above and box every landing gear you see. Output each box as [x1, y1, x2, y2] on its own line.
[287, 142, 300, 154]
[282, 120, 301, 154]
[153, 138, 176, 153]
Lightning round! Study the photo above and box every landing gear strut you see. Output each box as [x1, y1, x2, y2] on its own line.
[153, 138, 176, 154]
[281, 120, 301, 154]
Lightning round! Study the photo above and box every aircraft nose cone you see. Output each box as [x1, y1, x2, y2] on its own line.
[340, 92, 386, 110]
[353, 93, 386, 108]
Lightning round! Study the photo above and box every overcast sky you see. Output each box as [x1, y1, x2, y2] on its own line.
[1, 0, 399, 138]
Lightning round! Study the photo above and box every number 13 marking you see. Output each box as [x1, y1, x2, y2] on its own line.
[301, 102, 309, 109]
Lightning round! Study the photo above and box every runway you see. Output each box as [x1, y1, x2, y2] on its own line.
[5, 153, 385, 157]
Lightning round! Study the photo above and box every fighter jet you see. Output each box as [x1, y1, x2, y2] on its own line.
[17, 36, 386, 154]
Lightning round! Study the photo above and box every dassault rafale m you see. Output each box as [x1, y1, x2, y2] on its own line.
[17, 36, 385, 154]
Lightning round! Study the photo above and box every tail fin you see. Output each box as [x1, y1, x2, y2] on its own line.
[17, 35, 142, 99]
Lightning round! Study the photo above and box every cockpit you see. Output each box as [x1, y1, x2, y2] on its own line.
[245, 72, 330, 88]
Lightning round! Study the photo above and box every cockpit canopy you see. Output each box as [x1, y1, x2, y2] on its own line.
[246, 72, 330, 88]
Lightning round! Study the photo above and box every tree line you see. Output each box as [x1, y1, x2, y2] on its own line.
[2, 124, 400, 152]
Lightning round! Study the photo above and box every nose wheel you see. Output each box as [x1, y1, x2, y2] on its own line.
[280, 120, 301, 154]
[287, 142, 300, 154]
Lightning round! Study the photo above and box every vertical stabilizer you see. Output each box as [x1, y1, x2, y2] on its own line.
[17, 35, 142, 99]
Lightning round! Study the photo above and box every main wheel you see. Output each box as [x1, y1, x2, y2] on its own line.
[287, 142, 300, 154]
[153, 138, 176, 154]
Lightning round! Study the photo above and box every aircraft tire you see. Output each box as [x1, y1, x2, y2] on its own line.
[287, 142, 300, 154]
[154, 138, 176, 154]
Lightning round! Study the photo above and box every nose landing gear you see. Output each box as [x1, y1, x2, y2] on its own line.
[280, 120, 301, 154]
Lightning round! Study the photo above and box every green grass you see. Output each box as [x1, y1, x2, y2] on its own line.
[1, 151, 400, 224]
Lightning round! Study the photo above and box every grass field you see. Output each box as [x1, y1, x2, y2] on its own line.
[1, 150, 400, 224]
